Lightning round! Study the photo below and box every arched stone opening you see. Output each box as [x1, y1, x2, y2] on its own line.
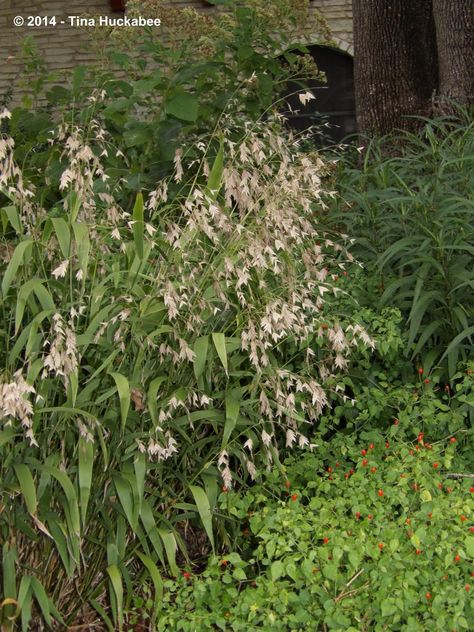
[283, 44, 356, 144]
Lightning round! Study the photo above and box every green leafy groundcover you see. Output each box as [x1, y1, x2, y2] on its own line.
[157, 420, 473, 631]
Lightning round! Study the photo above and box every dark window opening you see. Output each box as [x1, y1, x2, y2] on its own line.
[283, 45, 356, 145]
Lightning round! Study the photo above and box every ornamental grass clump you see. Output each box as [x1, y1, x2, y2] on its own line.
[0, 99, 371, 628]
[324, 109, 474, 378]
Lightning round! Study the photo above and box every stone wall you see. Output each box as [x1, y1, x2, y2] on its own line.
[0, 1, 116, 101]
[0, 0, 353, 103]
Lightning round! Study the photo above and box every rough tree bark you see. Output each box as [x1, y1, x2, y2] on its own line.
[432, 0, 474, 109]
[353, 0, 437, 135]
[353, 0, 472, 135]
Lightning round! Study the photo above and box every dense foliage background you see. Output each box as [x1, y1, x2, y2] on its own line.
[0, 1, 472, 630]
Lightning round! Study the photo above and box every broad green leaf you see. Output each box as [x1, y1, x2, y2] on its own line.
[132, 191, 144, 260]
[140, 501, 166, 567]
[323, 563, 338, 581]
[465, 536, 474, 557]
[0, 429, 16, 448]
[37, 406, 98, 424]
[84, 349, 120, 384]
[190, 485, 215, 552]
[72, 222, 90, 277]
[51, 218, 70, 258]
[107, 565, 123, 630]
[165, 90, 198, 122]
[381, 598, 396, 617]
[440, 325, 474, 363]
[193, 335, 209, 380]
[212, 333, 228, 373]
[420, 489, 432, 503]
[109, 372, 130, 432]
[18, 576, 32, 632]
[201, 471, 218, 510]
[410, 533, 421, 548]
[36, 464, 81, 540]
[15, 279, 55, 334]
[207, 136, 224, 197]
[2, 543, 17, 599]
[411, 319, 443, 358]
[270, 560, 284, 581]
[78, 437, 94, 526]
[30, 578, 51, 627]
[407, 291, 440, 348]
[158, 529, 179, 577]
[134, 452, 146, 516]
[123, 122, 151, 147]
[148, 375, 167, 426]
[136, 552, 163, 610]
[348, 549, 361, 569]
[47, 518, 73, 576]
[1, 205, 22, 233]
[113, 475, 137, 530]
[89, 599, 115, 632]
[13, 464, 37, 515]
[233, 567, 247, 581]
[2, 239, 33, 296]
[222, 389, 240, 447]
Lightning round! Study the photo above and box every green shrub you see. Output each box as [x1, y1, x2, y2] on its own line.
[6, 0, 328, 206]
[157, 373, 474, 631]
[324, 110, 474, 378]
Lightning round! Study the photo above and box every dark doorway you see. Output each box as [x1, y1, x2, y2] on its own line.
[283, 45, 356, 145]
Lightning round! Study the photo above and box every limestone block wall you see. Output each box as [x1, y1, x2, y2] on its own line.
[0, 0, 353, 103]
[0, 1, 118, 101]
[313, 0, 353, 53]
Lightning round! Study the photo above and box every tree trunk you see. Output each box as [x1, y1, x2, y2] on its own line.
[353, 0, 438, 135]
[432, 0, 474, 110]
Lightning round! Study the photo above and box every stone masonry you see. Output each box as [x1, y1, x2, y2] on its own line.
[0, 0, 353, 102]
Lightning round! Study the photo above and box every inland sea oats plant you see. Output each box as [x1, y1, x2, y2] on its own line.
[0, 2, 371, 628]
[0, 102, 373, 629]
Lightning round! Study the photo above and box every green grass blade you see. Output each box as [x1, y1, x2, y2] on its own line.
[0, 429, 17, 448]
[78, 437, 94, 526]
[109, 372, 130, 432]
[147, 375, 166, 425]
[207, 135, 224, 198]
[89, 599, 115, 632]
[157, 529, 179, 576]
[193, 335, 209, 380]
[190, 485, 215, 553]
[36, 464, 81, 540]
[440, 325, 474, 363]
[222, 389, 240, 448]
[1, 238, 33, 296]
[1, 204, 22, 233]
[113, 475, 137, 530]
[136, 552, 163, 623]
[132, 191, 144, 260]
[106, 565, 123, 631]
[212, 332, 228, 374]
[17, 576, 32, 632]
[30, 577, 52, 627]
[134, 452, 146, 517]
[2, 543, 17, 600]
[50, 218, 71, 258]
[72, 221, 90, 277]
[13, 464, 37, 515]
[139, 501, 166, 565]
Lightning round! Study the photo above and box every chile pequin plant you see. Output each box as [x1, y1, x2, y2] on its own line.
[0, 87, 372, 630]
